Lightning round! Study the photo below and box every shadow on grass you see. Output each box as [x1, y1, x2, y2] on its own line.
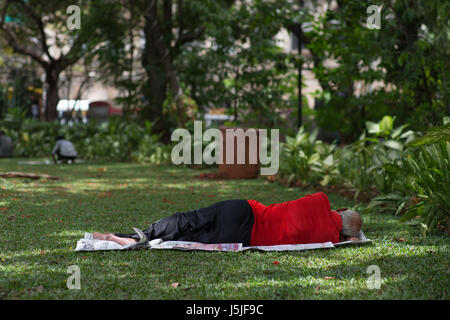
[1, 160, 447, 299]
[1, 238, 448, 299]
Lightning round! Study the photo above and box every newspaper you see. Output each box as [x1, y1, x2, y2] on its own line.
[150, 241, 243, 252]
[74, 233, 132, 251]
[74, 231, 371, 252]
[333, 230, 370, 246]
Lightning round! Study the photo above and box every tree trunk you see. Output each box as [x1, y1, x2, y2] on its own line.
[297, 45, 302, 129]
[142, 0, 170, 141]
[45, 69, 60, 121]
[144, 54, 170, 140]
[145, 0, 186, 127]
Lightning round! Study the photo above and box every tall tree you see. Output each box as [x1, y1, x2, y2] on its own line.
[284, 0, 306, 129]
[0, 0, 109, 120]
[95, 0, 297, 138]
[89, 0, 144, 118]
[176, 0, 297, 128]
[283, 0, 449, 140]
[140, 0, 229, 139]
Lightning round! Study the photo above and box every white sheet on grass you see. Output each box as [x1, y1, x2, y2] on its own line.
[74, 231, 371, 252]
[17, 159, 87, 165]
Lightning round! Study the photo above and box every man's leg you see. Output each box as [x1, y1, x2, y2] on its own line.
[60, 155, 70, 164]
[93, 232, 137, 246]
[112, 199, 254, 244]
[53, 151, 63, 164]
[207, 199, 254, 246]
[113, 200, 236, 242]
[114, 211, 194, 242]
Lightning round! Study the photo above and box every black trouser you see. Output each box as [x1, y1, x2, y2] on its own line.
[56, 151, 76, 161]
[114, 199, 255, 246]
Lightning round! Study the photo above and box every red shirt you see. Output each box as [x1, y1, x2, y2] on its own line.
[247, 192, 342, 246]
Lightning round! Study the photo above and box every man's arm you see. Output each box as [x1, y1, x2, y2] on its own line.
[51, 142, 60, 163]
[51, 141, 59, 155]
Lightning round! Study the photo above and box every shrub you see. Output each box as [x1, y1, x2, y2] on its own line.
[0, 109, 169, 162]
[336, 116, 415, 197]
[400, 141, 449, 233]
[279, 126, 339, 186]
[369, 120, 450, 233]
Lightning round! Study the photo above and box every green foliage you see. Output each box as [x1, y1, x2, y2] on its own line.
[176, 0, 297, 127]
[336, 116, 415, 196]
[298, 0, 449, 141]
[0, 64, 41, 116]
[0, 108, 58, 157]
[279, 115, 416, 192]
[335, 136, 374, 194]
[0, 84, 7, 116]
[407, 122, 450, 148]
[0, 110, 169, 162]
[279, 126, 339, 186]
[302, 0, 389, 142]
[368, 120, 450, 233]
[366, 117, 415, 194]
[279, 115, 448, 233]
[0, 160, 448, 299]
[399, 142, 449, 227]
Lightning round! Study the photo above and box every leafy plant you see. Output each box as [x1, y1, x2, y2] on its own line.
[369, 119, 450, 233]
[367, 116, 415, 194]
[0, 114, 170, 163]
[305, 0, 448, 141]
[399, 142, 450, 233]
[407, 121, 450, 148]
[337, 116, 416, 197]
[279, 126, 339, 186]
[337, 132, 375, 194]
[313, 141, 340, 186]
[279, 126, 320, 185]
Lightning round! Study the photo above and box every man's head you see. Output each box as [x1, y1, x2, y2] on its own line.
[337, 209, 363, 240]
[56, 135, 65, 141]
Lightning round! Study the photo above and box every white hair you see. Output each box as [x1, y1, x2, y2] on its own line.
[338, 209, 363, 237]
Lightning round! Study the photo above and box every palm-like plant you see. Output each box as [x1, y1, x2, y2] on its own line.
[399, 122, 450, 232]
[370, 120, 450, 233]
[279, 126, 323, 186]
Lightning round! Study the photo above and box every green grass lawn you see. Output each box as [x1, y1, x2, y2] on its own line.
[0, 158, 448, 300]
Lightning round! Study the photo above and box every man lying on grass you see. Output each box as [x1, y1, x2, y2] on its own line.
[93, 192, 363, 247]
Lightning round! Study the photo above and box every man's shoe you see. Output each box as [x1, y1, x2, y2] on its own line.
[127, 227, 149, 249]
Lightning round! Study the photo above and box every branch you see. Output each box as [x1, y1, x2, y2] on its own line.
[385, 0, 410, 41]
[173, 0, 204, 51]
[176, 27, 205, 47]
[0, 0, 9, 25]
[74, 65, 92, 101]
[12, 0, 53, 61]
[2, 0, 88, 72]
[59, 25, 100, 70]
[0, 172, 60, 180]
[0, 0, 49, 68]
[1, 26, 49, 68]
